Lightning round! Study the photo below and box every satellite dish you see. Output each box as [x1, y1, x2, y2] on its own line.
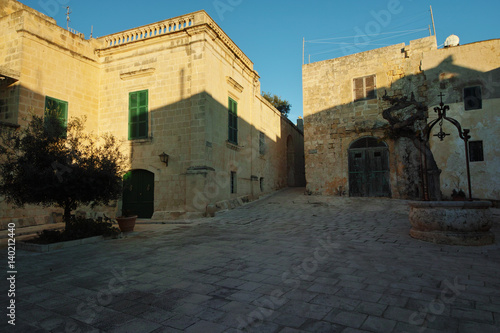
[444, 35, 460, 48]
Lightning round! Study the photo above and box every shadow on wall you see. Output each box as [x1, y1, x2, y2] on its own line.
[122, 91, 306, 217]
[0, 87, 305, 224]
[303, 55, 500, 200]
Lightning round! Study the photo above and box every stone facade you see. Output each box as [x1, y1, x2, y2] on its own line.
[0, 0, 305, 229]
[421, 40, 500, 202]
[303, 35, 500, 202]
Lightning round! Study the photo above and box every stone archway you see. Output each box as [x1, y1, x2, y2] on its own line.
[287, 135, 295, 187]
[348, 137, 391, 197]
[122, 169, 155, 218]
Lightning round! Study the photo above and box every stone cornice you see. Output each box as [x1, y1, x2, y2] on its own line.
[226, 76, 244, 93]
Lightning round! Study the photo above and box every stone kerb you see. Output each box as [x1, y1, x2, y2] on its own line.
[409, 200, 495, 246]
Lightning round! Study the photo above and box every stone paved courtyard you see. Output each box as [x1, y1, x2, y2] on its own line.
[4, 188, 500, 332]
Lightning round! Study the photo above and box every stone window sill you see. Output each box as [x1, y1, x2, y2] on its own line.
[226, 141, 242, 151]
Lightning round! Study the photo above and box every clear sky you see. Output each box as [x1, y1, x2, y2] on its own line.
[18, 0, 500, 124]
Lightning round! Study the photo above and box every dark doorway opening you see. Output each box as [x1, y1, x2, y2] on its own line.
[122, 169, 155, 218]
[348, 137, 391, 197]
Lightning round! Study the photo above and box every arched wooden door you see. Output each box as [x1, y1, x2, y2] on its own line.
[122, 169, 154, 218]
[348, 137, 391, 197]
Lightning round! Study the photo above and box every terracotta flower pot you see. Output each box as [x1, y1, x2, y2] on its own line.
[116, 216, 137, 232]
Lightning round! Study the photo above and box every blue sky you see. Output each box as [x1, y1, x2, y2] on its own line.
[19, 0, 500, 123]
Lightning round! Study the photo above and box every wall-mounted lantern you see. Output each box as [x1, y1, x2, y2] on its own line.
[159, 152, 169, 166]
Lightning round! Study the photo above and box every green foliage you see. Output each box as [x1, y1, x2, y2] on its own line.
[261, 91, 291, 117]
[0, 114, 125, 224]
[28, 218, 120, 244]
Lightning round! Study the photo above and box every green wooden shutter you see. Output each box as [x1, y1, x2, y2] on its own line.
[129, 90, 148, 140]
[129, 92, 137, 139]
[59, 100, 68, 128]
[228, 97, 238, 144]
[44, 96, 68, 136]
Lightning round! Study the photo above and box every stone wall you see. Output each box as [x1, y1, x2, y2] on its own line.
[0, 3, 102, 229]
[303, 35, 500, 202]
[422, 40, 500, 201]
[302, 36, 436, 198]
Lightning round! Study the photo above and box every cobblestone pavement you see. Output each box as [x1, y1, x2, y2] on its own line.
[4, 188, 500, 332]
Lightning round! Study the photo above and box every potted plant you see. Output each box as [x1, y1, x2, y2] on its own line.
[116, 210, 137, 232]
[451, 189, 466, 201]
[450, 175, 467, 201]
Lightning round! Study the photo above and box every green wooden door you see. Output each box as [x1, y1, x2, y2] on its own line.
[122, 170, 154, 218]
[348, 149, 366, 197]
[348, 138, 391, 197]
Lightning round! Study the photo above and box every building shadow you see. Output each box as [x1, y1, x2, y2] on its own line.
[303, 40, 500, 201]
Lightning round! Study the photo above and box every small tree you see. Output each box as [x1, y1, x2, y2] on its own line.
[0, 114, 125, 227]
[262, 91, 291, 117]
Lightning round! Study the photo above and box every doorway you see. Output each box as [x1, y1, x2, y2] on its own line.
[348, 137, 391, 197]
[122, 169, 155, 218]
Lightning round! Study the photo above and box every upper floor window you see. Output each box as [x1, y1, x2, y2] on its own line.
[44, 96, 68, 136]
[0, 99, 8, 120]
[464, 86, 482, 110]
[353, 75, 376, 101]
[228, 97, 238, 144]
[129, 90, 148, 140]
[469, 141, 484, 162]
[259, 131, 265, 155]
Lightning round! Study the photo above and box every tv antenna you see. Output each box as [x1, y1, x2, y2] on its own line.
[64, 6, 71, 30]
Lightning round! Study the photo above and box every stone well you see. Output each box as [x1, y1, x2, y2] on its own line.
[409, 201, 494, 246]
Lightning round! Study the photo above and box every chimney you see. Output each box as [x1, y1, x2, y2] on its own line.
[297, 116, 304, 132]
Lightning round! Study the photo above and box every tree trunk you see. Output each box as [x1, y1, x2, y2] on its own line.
[412, 138, 441, 200]
[63, 203, 72, 228]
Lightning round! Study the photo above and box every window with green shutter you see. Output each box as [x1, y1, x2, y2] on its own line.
[44, 96, 68, 135]
[228, 97, 238, 144]
[129, 90, 148, 140]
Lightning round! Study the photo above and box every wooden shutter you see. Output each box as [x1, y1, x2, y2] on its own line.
[365, 75, 376, 99]
[353, 75, 376, 100]
[353, 78, 364, 100]
[137, 90, 148, 138]
[44, 96, 68, 136]
[129, 90, 148, 140]
[259, 131, 265, 154]
[228, 97, 238, 144]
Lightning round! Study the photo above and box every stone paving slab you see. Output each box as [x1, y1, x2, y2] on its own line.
[2, 188, 500, 332]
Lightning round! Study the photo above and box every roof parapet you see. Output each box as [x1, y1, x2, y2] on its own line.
[97, 10, 253, 70]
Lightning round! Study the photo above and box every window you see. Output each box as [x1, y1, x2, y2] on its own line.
[464, 86, 482, 110]
[469, 141, 484, 162]
[259, 131, 265, 155]
[230, 171, 237, 194]
[44, 96, 68, 135]
[353, 75, 376, 101]
[260, 177, 264, 192]
[0, 99, 7, 120]
[129, 90, 148, 140]
[228, 97, 238, 144]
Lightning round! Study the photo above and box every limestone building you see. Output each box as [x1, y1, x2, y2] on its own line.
[303, 35, 500, 202]
[0, 0, 305, 228]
